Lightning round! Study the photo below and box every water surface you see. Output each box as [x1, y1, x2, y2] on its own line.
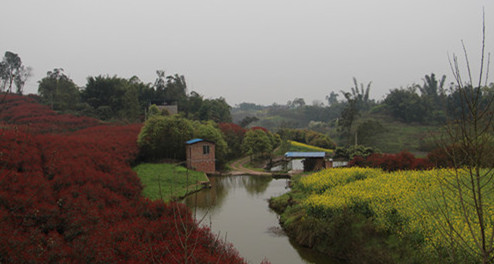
[183, 175, 336, 264]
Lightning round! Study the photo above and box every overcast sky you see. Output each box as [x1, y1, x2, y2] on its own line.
[1, 0, 492, 106]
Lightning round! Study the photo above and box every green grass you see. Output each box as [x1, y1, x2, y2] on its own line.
[339, 113, 443, 155]
[243, 160, 267, 171]
[370, 120, 439, 154]
[133, 163, 209, 202]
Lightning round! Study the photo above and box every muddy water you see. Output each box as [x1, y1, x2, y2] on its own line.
[183, 175, 337, 264]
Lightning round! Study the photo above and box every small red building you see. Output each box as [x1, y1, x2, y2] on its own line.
[185, 138, 216, 174]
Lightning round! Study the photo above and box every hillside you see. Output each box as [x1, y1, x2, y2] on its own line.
[0, 95, 246, 263]
[232, 103, 441, 155]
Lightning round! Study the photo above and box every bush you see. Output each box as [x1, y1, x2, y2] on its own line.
[349, 151, 433, 171]
[137, 115, 194, 161]
[334, 145, 378, 160]
[0, 95, 247, 263]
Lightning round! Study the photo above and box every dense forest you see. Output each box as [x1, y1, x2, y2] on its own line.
[35, 68, 232, 123]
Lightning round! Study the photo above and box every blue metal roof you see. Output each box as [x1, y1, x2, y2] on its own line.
[284, 152, 326, 158]
[186, 138, 204, 144]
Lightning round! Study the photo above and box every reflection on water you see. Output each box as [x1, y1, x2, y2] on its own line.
[183, 175, 337, 264]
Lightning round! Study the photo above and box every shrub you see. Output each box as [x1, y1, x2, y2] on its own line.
[349, 151, 433, 171]
[0, 95, 247, 263]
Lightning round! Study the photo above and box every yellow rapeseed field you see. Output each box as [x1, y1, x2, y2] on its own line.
[300, 167, 494, 256]
[288, 140, 334, 153]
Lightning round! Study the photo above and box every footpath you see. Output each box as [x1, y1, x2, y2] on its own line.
[228, 156, 273, 176]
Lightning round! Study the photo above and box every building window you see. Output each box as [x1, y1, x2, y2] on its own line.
[203, 145, 210, 155]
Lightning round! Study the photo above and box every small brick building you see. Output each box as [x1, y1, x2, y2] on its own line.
[185, 138, 216, 174]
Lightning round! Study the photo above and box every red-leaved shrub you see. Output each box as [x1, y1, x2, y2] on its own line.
[349, 151, 433, 171]
[0, 95, 246, 263]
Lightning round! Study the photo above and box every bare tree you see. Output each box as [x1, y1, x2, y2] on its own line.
[431, 11, 494, 263]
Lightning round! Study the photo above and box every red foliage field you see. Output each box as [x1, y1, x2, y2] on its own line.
[349, 151, 433, 171]
[0, 95, 245, 263]
[0, 95, 100, 133]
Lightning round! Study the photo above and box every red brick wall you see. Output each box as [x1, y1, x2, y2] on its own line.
[186, 142, 216, 173]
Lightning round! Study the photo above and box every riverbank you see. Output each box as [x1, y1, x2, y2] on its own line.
[183, 174, 335, 264]
[269, 169, 437, 264]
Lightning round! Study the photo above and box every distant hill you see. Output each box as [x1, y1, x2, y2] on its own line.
[232, 102, 442, 155]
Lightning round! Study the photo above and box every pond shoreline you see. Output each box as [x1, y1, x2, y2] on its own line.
[182, 174, 335, 264]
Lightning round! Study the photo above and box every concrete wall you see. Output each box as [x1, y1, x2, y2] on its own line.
[288, 159, 304, 171]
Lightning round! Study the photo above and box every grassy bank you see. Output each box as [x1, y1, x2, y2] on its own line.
[270, 168, 485, 263]
[133, 163, 209, 202]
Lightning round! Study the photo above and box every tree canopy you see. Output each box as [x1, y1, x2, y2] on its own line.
[0, 51, 31, 94]
[38, 68, 80, 111]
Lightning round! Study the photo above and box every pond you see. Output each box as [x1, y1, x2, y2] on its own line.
[182, 175, 337, 264]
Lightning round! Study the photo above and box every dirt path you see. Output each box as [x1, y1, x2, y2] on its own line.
[229, 156, 273, 176]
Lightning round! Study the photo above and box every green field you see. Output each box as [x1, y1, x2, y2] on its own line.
[369, 120, 439, 154]
[133, 163, 209, 202]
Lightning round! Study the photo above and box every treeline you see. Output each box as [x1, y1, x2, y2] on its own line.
[236, 74, 494, 127]
[37, 68, 231, 123]
[0, 94, 246, 263]
[233, 74, 494, 147]
[384, 74, 494, 123]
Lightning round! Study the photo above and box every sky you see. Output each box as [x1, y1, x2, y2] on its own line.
[1, 0, 492, 106]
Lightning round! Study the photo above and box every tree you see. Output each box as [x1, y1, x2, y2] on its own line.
[154, 70, 167, 101]
[192, 121, 229, 168]
[120, 84, 141, 121]
[419, 73, 446, 105]
[419, 73, 447, 122]
[148, 104, 162, 118]
[38, 68, 80, 111]
[82, 75, 127, 116]
[338, 91, 359, 145]
[165, 74, 187, 103]
[350, 77, 373, 111]
[219, 122, 247, 159]
[82, 75, 145, 121]
[325, 91, 339, 106]
[184, 91, 203, 118]
[153, 71, 187, 106]
[241, 129, 273, 160]
[430, 15, 494, 263]
[333, 145, 377, 160]
[287, 98, 305, 108]
[239, 116, 259, 128]
[0, 51, 31, 94]
[198, 97, 232, 123]
[137, 115, 194, 161]
[355, 119, 385, 147]
[384, 86, 427, 123]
